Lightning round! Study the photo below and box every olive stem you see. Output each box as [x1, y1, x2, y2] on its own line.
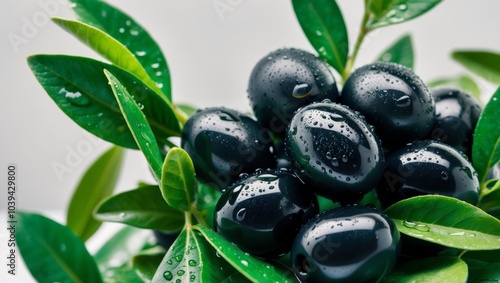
[341, 6, 372, 82]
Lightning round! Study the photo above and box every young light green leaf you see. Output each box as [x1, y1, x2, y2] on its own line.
[479, 179, 500, 219]
[292, 0, 349, 74]
[161, 147, 196, 211]
[194, 181, 221, 227]
[52, 17, 165, 98]
[104, 69, 163, 180]
[94, 226, 153, 271]
[452, 50, 500, 84]
[67, 146, 124, 242]
[69, 0, 172, 101]
[473, 87, 500, 183]
[463, 258, 500, 282]
[427, 74, 482, 100]
[94, 186, 184, 232]
[176, 103, 198, 117]
[385, 195, 500, 250]
[132, 249, 165, 282]
[101, 263, 144, 283]
[152, 227, 240, 282]
[376, 34, 414, 69]
[195, 225, 296, 283]
[383, 256, 467, 283]
[367, 0, 442, 29]
[17, 212, 102, 283]
[27, 55, 181, 149]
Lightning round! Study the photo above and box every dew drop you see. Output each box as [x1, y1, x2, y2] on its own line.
[62, 88, 91, 107]
[163, 271, 173, 281]
[241, 260, 249, 267]
[330, 113, 345, 122]
[256, 173, 279, 181]
[177, 270, 185, 276]
[331, 157, 339, 167]
[236, 208, 247, 221]
[292, 83, 312, 98]
[441, 171, 448, 180]
[450, 231, 465, 236]
[395, 95, 411, 107]
[218, 112, 240, 122]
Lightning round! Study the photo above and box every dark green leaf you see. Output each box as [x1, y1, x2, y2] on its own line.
[384, 195, 500, 250]
[67, 146, 124, 242]
[132, 248, 165, 282]
[383, 257, 467, 283]
[427, 74, 482, 100]
[452, 50, 500, 84]
[52, 17, 166, 99]
[104, 69, 163, 180]
[376, 34, 414, 69]
[160, 148, 196, 211]
[16, 212, 102, 283]
[152, 227, 239, 282]
[367, 0, 442, 29]
[70, 0, 172, 100]
[176, 103, 198, 117]
[27, 55, 181, 149]
[292, 0, 348, 74]
[94, 226, 153, 270]
[94, 186, 184, 231]
[473, 87, 500, 183]
[463, 249, 500, 263]
[463, 258, 500, 282]
[195, 225, 296, 282]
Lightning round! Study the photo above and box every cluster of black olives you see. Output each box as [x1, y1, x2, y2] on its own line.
[179, 48, 483, 282]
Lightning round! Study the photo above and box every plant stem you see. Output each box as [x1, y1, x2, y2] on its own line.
[341, 8, 371, 82]
[190, 204, 209, 228]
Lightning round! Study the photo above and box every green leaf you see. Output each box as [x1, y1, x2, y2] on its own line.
[67, 146, 124, 242]
[427, 74, 482, 100]
[69, 0, 172, 101]
[383, 257, 467, 283]
[473, 87, 500, 183]
[376, 34, 414, 69]
[104, 69, 163, 180]
[101, 263, 144, 283]
[94, 186, 184, 231]
[292, 0, 349, 74]
[463, 249, 500, 263]
[463, 258, 500, 282]
[367, 0, 442, 29]
[27, 55, 181, 149]
[176, 103, 198, 117]
[195, 225, 296, 282]
[52, 17, 166, 99]
[94, 226, 152, 270]
[385, 195, 500, 250]
[194, 182, 221, 228]
[479, 180, 500, 219]
[161, 148, 196, 211]
[452, 50, 500, 84]
[132, 249, 165, 282]
[152, 227, 239, 282]
[16, 212, 102, 283]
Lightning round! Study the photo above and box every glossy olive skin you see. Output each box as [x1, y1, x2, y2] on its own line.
[291, 206, 400, 283]
[341, 62, 435, 147]
[181, 107, 275, 190]
[427, 88, 482, 157]
[376, 140, 480, 209]
[285, 102, 385, 204]
[214, 169, 319, 259]
[248, 48, 340, 136]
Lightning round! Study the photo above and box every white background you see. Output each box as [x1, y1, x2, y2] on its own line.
[1, 0, 500, 282]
